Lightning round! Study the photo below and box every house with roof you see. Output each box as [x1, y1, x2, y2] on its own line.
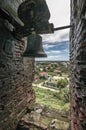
[40, 72, 48, 79]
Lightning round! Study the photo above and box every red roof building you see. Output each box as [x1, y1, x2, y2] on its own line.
[40, 72, 48, 75]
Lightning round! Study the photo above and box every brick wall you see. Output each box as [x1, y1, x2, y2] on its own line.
[70, 0, 86, 129]
[0, 1, 35, 130]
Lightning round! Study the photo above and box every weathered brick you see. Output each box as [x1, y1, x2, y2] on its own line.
[0, 1, 35, 130]
[70, 0, 86, 129]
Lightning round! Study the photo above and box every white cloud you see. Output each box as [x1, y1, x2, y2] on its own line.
[48, 55, 62, 59]
[46, 0, 70, 27]
[46, 50, 61, 54]
[43, 44, 55, 48]
[63, 49, 69, 53]
[41, 29, 69, 43]
[43, 44, 48, 48]
[36, 54, 69, 61]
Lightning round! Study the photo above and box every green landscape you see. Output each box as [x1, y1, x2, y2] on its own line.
[34, 86, 69, 110]
[33, 61, 70, 111]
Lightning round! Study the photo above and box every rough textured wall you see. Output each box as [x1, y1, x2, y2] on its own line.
[70, 0, 86, 129]
[0, 0, 35, 130]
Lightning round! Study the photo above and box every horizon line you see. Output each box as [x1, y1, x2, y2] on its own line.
[43, 40, 70, 43]
[35, 60, 69, 62]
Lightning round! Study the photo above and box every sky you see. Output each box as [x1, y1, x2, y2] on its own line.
[36, 0, 70, 61]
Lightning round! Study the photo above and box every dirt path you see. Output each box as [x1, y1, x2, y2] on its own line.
[33, 83, 59, 92]
[33, 76, 69, 92]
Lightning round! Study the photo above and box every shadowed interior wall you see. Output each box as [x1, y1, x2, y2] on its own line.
[70, 0, 86, 129]
[0, 0, 35, 130]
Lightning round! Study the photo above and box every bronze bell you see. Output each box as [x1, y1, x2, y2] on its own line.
[22, 34, 47, 57]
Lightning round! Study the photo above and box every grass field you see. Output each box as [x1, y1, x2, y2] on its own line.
[33, 86, 69, 111]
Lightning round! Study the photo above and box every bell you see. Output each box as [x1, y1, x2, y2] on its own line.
[22, 34, 47, 57]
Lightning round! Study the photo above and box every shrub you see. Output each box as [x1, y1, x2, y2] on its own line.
[56, 78, 68, 89]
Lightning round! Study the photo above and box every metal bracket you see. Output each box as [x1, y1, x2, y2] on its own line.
[54, 25, 72, 31]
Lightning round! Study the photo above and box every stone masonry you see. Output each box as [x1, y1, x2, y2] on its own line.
[70, 0, 86, 130]
[0, 0, 35, 130]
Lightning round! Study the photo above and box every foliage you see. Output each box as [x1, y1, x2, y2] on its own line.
[39, 75, 47, 79]
[35, 70, 39, 75]
[35, 62, 69, 76]
[53, 87, 69, 103]
[48, 72, 57, 76]
[56, 78, 68, 89]
[46, 82, 57, 88]
[34, 79, 46, 84]
[44, 78, 68, 90]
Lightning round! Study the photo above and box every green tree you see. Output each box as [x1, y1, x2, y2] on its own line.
[57, 78, 68, 89]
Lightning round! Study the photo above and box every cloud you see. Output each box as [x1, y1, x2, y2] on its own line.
[43, 44, 55, 49]
[63, 49, 69, 53]
[58, 31, 69, 41]
[46, 0, 70, 27]
[36, 41, 69, 61]
[41, 30, 69, 43]
[48, 50, 61, 54]
[43, 41, 69, 52]
[36, 55, 69, 61]
[46, 50, 61, 55]
[60, 33, 69, 40]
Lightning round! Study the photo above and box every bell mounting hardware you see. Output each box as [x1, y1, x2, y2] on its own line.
[0, 0, 72, 58]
